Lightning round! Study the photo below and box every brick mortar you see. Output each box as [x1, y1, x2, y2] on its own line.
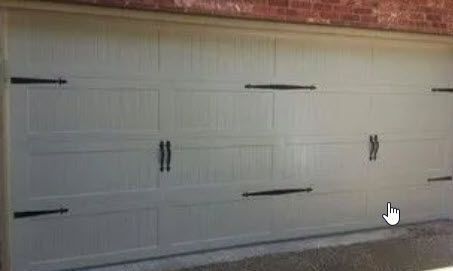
[42, 0, 453, 36]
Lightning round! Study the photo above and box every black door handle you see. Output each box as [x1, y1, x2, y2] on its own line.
[369, 135, 376, 161]
[159, 141, 165, 172]
[166, 141, 171, 172]
[373, 135, 379, 161]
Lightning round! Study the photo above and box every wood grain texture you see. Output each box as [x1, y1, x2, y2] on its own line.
[5, 10, 453, 271]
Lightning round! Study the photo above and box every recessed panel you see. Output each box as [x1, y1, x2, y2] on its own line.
[276, 37, 372, 84]
[168, 145, 273, 187]
[370, 139, 446, 187]
[371, 94, 449, 134]
[367, 186, 442, 225]
[372, 41, 450, 86]
[174, 91, 273, 133]
[21, 209, 157, 262]
[273, 192, 366, 230]
[166, 199, 272, 245]
[8, 12, 158, 77]
[276, 93, 370, 135]
[28, 88, 159, 133]
[159, 31, 274, 78]
[307, 142, 368, 191]
[30, 149, 159, 197]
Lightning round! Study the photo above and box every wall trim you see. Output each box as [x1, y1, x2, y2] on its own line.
[0, 8, 10, 271]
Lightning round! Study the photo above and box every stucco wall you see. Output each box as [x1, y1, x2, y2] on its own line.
[43, 0, 453, 36]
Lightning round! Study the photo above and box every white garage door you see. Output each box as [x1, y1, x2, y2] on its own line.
[7, 10, 453, 271]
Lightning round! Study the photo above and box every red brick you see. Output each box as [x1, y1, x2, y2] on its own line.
[410, 13, 425, 20]
[320, 0, 341, 4]
[319, 11, 339, 20]
[287, 8, 313, 18]
[342, 14, 360, 21]
[360, 15, 378, 24]
[353, 8, 374, 15]
[289, 0, 311, 9]
[46, 0, 453, 36]
[426, 14, 442, 21]
[269, 0, 289, 7]
[313, 3, 332, 11]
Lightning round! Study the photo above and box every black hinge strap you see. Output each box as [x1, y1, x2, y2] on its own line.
[14, 208, 68, 219]
[242, 188, 313, 197]
[432, 88, 453, 93]
[427, 176, 453, 182]
[245, 84, 316, 90]
[10, 77, 67, 85]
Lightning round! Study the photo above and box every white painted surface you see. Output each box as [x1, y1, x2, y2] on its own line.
[5, 10, 453, 271]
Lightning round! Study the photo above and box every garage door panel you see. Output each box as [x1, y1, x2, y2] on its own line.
[28, 87, 160, 133]
[281, 141, 368, 192]
[17, 209, 157, 266]
[371, 94, 449, 134]
[159, 31, 274, 79]
[308, 142, 368, 192]
[276, 93, 370, 135]
[9, 12, 159, 78]
[275, 37, 372, 84]
[30, 148, 159, 198]
[370, 138, 446, 187]
[8, 10, 453, 271]
[374, 139, 445, 171]
[167, 144, 273, 187]
[370, 172, 445, 190]
[449, 96, 453, 130]
[367, 186, 443, 225]
[272, 192, 366, 231]
[164, 199, 272, 246]
[280, 143, 309, 182]
[372, 41, 451, 86]
[173, 90, 274, 134]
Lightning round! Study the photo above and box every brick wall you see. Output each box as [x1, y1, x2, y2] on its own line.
[45, 0, 453, 36]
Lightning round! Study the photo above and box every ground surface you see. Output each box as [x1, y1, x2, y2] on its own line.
[176, 221, 453, 271]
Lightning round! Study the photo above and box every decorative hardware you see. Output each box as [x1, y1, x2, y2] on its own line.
[159, 141, 165, 172]
[431, 88, 453, 93]
[428, 176, 453, 182]
[245, 84, 316, 90]
[10, 77, 67, 85]
[242, 188, 313, 197]
[14, 208, 68, 219]
[166, 141, 171, 172]
[369, 135, 375, 161]
[373, 135, 379, 161]
[369, 135, 379, 161]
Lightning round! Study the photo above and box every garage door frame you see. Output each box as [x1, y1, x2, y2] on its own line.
[1, 3, 453, 271]
[0, 8, 11, 271]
